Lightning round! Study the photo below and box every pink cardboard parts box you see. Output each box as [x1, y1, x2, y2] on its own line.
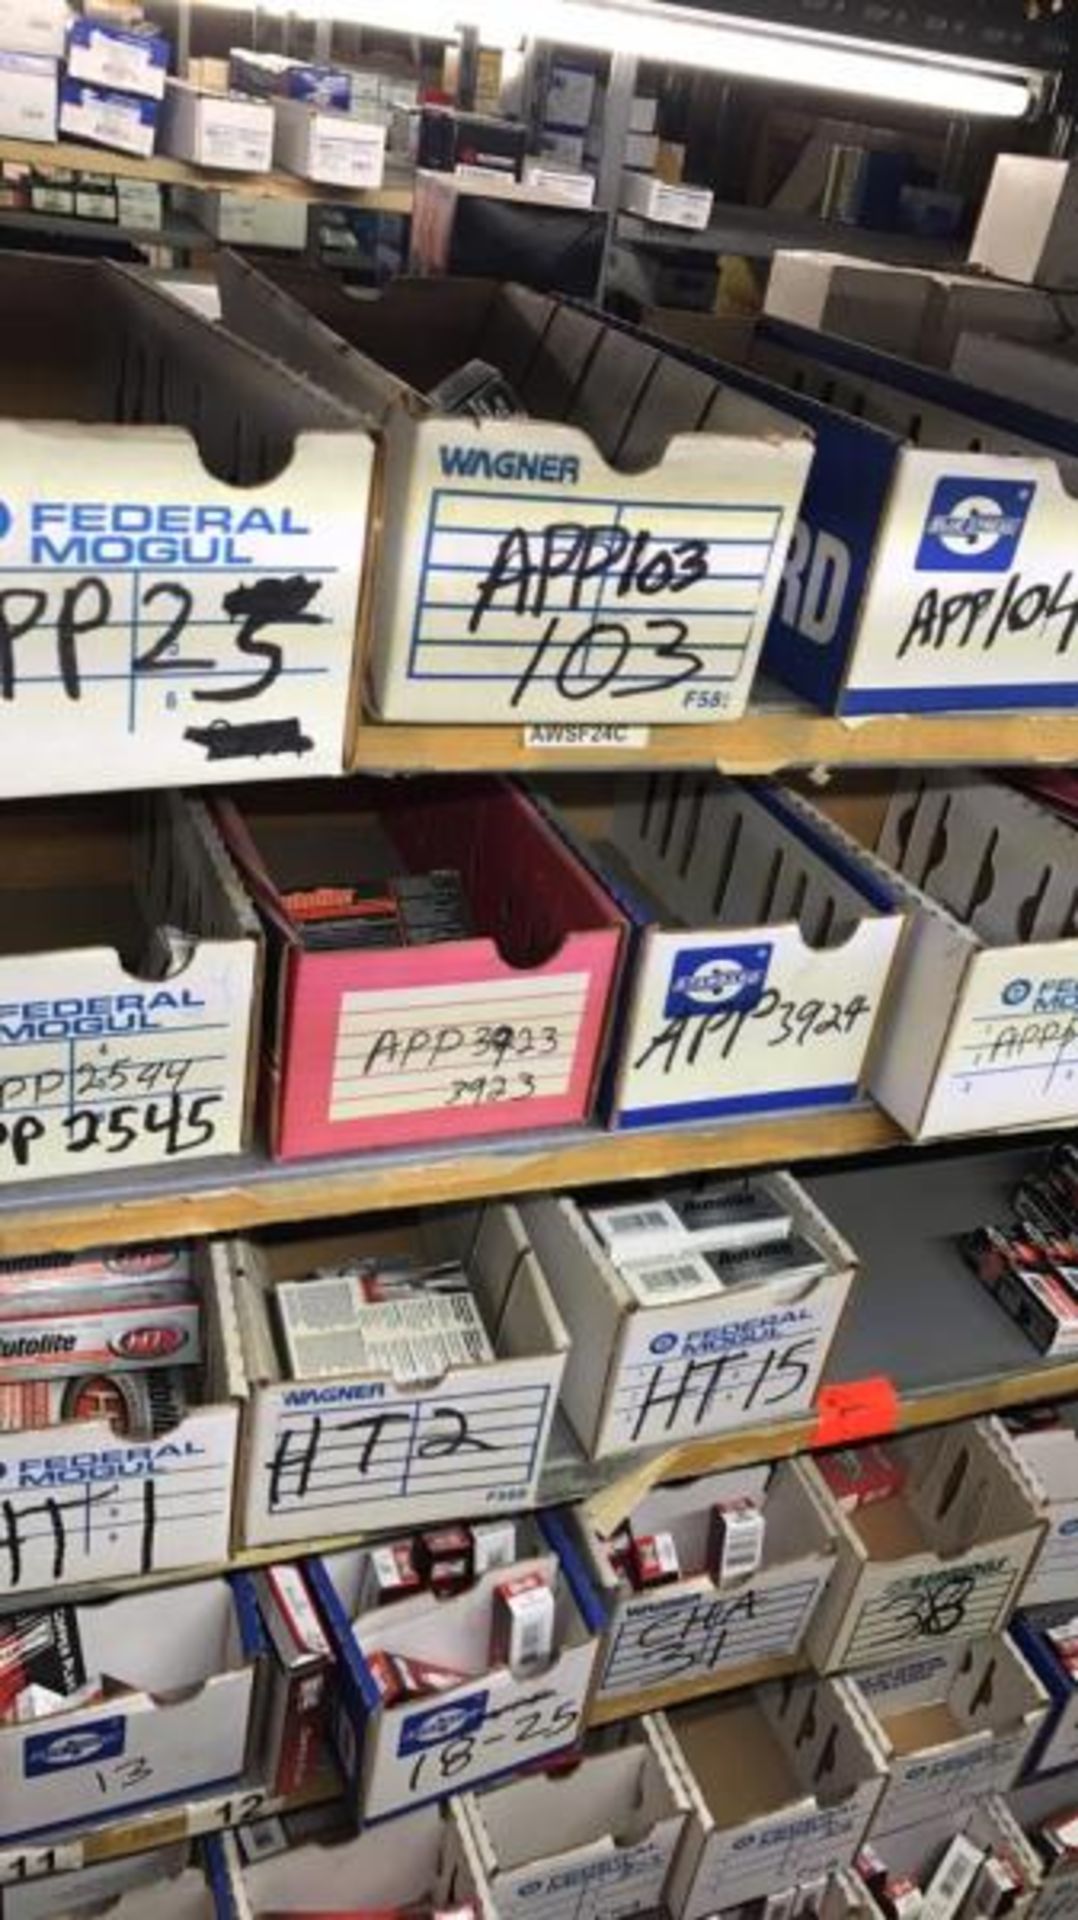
[215, 777, 626, 1158]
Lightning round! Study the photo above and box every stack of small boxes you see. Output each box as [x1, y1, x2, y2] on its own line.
[0, 0, 65, 146]
[58, 0, 169, 159]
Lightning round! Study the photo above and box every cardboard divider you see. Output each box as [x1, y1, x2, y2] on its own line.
[804, 1420, 1045, 1672]
[0, 1576, 263, 1841]
[215, 776, 625, 1159]
[307, 1510, 601, 1821]
[217, 256, 813, 728]
[457, 1714, 692, 1920]
[0, 252, 372, 796]
[573, 1459, 838, 1703]
[209, 1802, 483, 1919]
[225, 1205, 568, 1547]
[1007, 1408, 1078, 1607]
[816, 771, 1078, 1139]
[0, 791, 261, 1184]
[520, 1172, 855, 1459]
[533, 771, 905, 1132]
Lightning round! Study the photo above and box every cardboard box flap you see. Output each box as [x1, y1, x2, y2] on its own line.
[765, 1674, 888, 1804]
[519, 301, 605, 422]
[567, 326, 662, 465]
[903, 1420, 1042, 1560]
[229, 1804, 455, 1913]
[475, 282, 558, 390]
[468, 1737, 671, 1864]
[78, 1578, 250, 1694]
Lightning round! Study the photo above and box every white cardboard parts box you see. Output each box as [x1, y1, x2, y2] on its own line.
[174, 184, 308, 249]
[0, 0, 65, 57]
[662, 1675, 888, 1916]
[575, 1461, 838, 1704]
[619, 171, 713, 231]
[857, 772, 1078, 1140]
[273, 97, 386, 188]
[0, 1244, 244, 1596]
[804, 1420, 1045, 1672]
[0, 791, 261, 1184]
[1006, 1411, 1078, 1607]
[0, 53, 56, 141]
[458, 1716, 692, 1920]
[520, 1172, 855, 1460]
[969, 155, 1078, 288]
[307, 1512, 603, 1821]
[160, 81, 273, 171]
[0, 252, 371, 795]
[208, 1802, 484, 1920]
[216, 258, 814, 727]
[223, 1207, 569, 1547]
[538, 772, 906, 1133]
[851, 1637, 1049, 1839]
[0, 1576, 263, 1840]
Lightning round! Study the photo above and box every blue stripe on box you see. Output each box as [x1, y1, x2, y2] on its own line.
[840, 683, 1078, 714]
[615, 1082, 861, 1130]
[539, 1506, 607, 1634]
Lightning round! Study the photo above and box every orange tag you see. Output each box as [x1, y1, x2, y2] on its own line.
[812, 1377, 899, 1450]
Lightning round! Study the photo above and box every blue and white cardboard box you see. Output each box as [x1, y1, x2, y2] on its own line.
[0, 252, 371, 797]
[640, 307, 1078, 718]
[573, 1462, 838, 1704]
[65, 17, 169, 100]
[0, 1246, 243, 1593]
[861, 772, 1078, 1139]
[1005, 1412, 1078, 1608]
[216, 262, 814, 727]
[520, 1174, 855, 1459]
[206, 1803, 485, 1920]
[748, 316, 1078, 718]
[804, 1421, 1045, 1673]
[1012, 1605, 1078, 1779]
[58, 78, 158, 157]
[849, 1637, 1048, 1839]
[536, 772, 906, 1133]
[3, 1842, 211, 1920]
[662, 1675, 888, 1915]
[306, 1511, 603, 1822]
[457, 1715, 691, 1920]
[224, 1207, 568, 1548]
[0, 1577, 264, 1841]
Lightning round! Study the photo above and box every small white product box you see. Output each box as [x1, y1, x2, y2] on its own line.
[0, 0, 65, 58]
[65, 17, 169, 100]
[207, 1801, 484, 1919]
[0, 50, 54, 139]
[458, 1716, 692, 1920]
[273, 97, 386, 188]
[308, 1511, 602, 1821]
[224, 1208, 568, 1547]
[970, 154, 1078, 287]
[522, 159, 596, 206]
[175, 183, 307, 248]
[520, 1173, 855, 1459]
[0, 252, 371, 795]
[216, 259, 814, 727]
[1006, 1411, 1078, 1606]
[804, 1420, 1045, 1672]
[538, 772, 906, 1133]
[575, 1462, 838, 1703]
[620, 171, 713, 230]
[859, 772, 1078, 1140]
[851, 1637, 1048, 1838]
[0, 1577, 262, 1840]
[0, 792, 261, 1184]
[0, 1246, 243, 1595]
[3, 1843, 211, 1920]
[544, 59, 596, 131]
[662, 1675, 888, 1915]
[58, 77, 157, 156]
[160, 81, 273, 171]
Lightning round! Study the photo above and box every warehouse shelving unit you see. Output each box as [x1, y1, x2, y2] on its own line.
[0, 132, 416, 208]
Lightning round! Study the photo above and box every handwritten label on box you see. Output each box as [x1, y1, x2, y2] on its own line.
[844, 1557, 1020, 1668]
[599, 1571, 826, 1698]
[927, 947, 1078, 1136]
[329, 974, 588, 1122]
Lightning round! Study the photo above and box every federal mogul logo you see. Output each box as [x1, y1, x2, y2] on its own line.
[664, 943, 773, 1020]
[0, 499, 311, 566]
[915, 478, 1035, 573]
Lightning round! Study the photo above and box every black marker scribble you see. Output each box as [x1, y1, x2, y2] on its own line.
[193, 574, 325, 705]
[185, 718, 314, 760]
[1, 1483, 122, 1584]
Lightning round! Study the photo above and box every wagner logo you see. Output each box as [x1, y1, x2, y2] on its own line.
[398, 1690, 489, 1755]
[915, 478, 1034, 573]
[664, 943, 773, 1020]
[25, 1716, 126, 1776]
[437, 445, 581, 486]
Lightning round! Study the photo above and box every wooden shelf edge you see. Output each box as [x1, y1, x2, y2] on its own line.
[349, 710, 1078, 776]
[587, 1653, 804, 1726]
[0, 1106, 899, 1257]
